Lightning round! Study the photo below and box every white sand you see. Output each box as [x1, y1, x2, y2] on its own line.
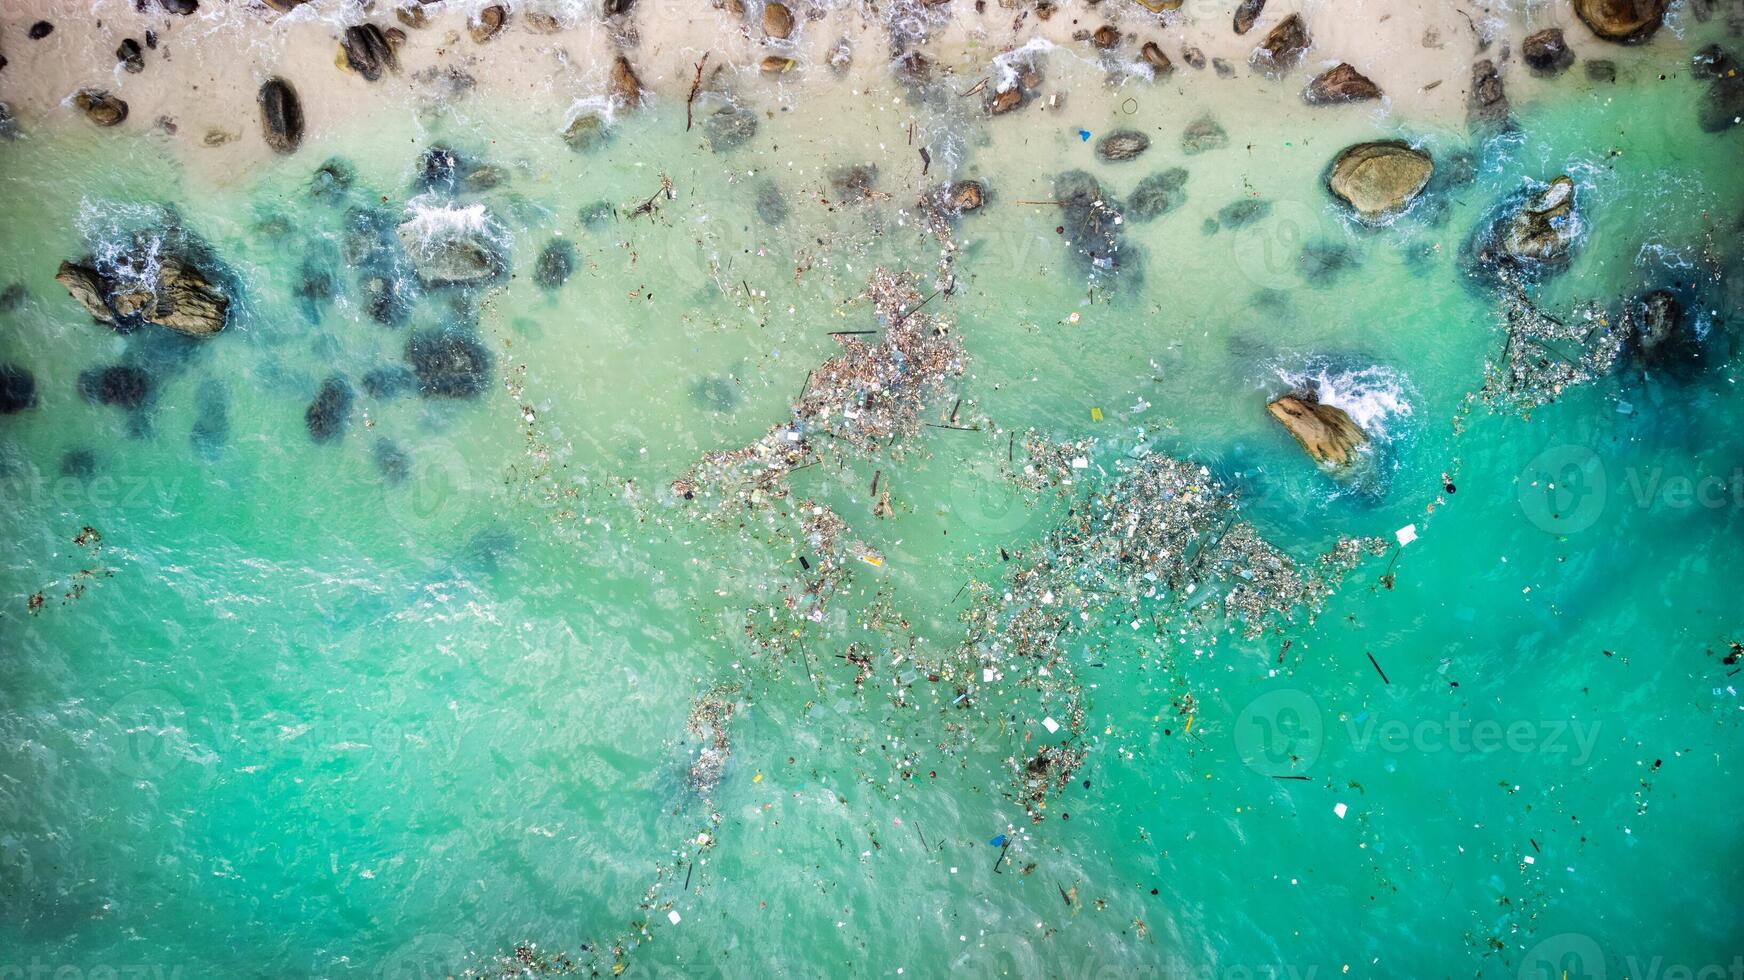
[0, 0, 1668, 178]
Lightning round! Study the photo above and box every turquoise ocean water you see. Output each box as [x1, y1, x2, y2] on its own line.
[2, 9, 1743, 979]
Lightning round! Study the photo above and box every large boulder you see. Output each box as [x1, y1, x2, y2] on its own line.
[1095, 130, 1150, 162]
[1572, 0, 1668, 44]
[1305, 63, 1381, 104]
[1126, 168, 1188, 222]
[405, 330, 492, 398]
[1326, 141, 1433, 220]
[1499, 176, 1579, 264]
[1468, 59, 1511, 129]
[1523, 29, 1575, 75]
[470, 5, 508, 43]
[1233, 0, 1266, 35]
[74, 90, 128, 127]
[258, 77, 304, 154]
[340, 24, 396, 80]
[764, 1, 794, 38]
[56, 255, 228, 336]
[608, 55, 643, 109]
[395, 211, 505, 287]
[1267, 396, 1367, 466]
[1252, 15, 1310, 75]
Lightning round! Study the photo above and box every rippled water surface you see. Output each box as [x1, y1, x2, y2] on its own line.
[2, 5, 1743, 978]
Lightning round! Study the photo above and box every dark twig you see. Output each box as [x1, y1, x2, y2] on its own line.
[686, 53, 710, 131]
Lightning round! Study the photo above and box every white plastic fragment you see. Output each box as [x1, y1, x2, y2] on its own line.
[1042, 717, 1060, 734]
[1395, 524, 1418, 546]
[668, 910, 682, 925]
[1334, 802, 1348, 819]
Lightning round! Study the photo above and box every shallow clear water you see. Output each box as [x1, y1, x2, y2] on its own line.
[2, 12, 1743, 980]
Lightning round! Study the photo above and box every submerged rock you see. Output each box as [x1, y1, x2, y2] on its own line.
[534, 239, 575, 290]
[1181, 115, 1227, 154]
[1523, 28, 1575, 75]
[690, 376, 740, 412]
[373, 439, 411, 483]
[1627, 290, 1699, 367]
[704, 104, 759, 152]
[0, 363, 36, 414]
[74, 90, 128, 127]
[311, 157, 355, 201]
[1499, 176, 1579, 265]
[942, 179, 985, 213]
[754, 180, 789, 224]
[1052, 171, 1127, 275]
[78, 365, 153, 410]
[61, 449, 97, 479]
[1182, 46, 1207, 70]
[1326, 141, 1433, 220]
[1692, 44, 1735, 80]
[190, 378, 228, 458]
[1297, 241, 1358, 286]
[1696, 46, 1744, 132]
[305, 375, 353, 443]
[405, 329, 492, 398]
[28, 21, 54, 40]
[1218, 198, 1272, 228]
[362, 365, 419, 398]
[341, 24, 397, 81]
[1095, 130, 1150, 162]
[361, 274, 413, 325]
[1469, 58, 1511, 129]
[57, 254, 229, 336]
[1304, 63, 1381, 104]
[562, 112, 610, 152]
[258, 77, 304, 154]
[1572, 0, 1668, 43]
[1253, 14, 1310, 75]
[417, 145, 461, 192]
[1467, 176, 1583, 285]
[1233, 0, 1266, 35]
[1092, 25, 1122, 50]
[1125, 168, 1187, 222]
[396, 211, 505, 287]
[1267, 395, 1366, 467]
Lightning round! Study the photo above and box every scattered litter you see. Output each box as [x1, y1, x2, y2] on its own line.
[1334, 802, 1348, 819]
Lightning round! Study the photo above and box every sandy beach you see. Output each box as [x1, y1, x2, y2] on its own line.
[0, 0, 1704, 182]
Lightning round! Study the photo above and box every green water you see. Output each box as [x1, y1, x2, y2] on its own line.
[3, 24, 1743, 980]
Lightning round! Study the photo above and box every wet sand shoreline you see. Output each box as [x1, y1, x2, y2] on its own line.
[0, 0, 1715, 183]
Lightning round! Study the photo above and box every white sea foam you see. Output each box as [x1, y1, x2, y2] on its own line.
[1276, 363, 1415, 444]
